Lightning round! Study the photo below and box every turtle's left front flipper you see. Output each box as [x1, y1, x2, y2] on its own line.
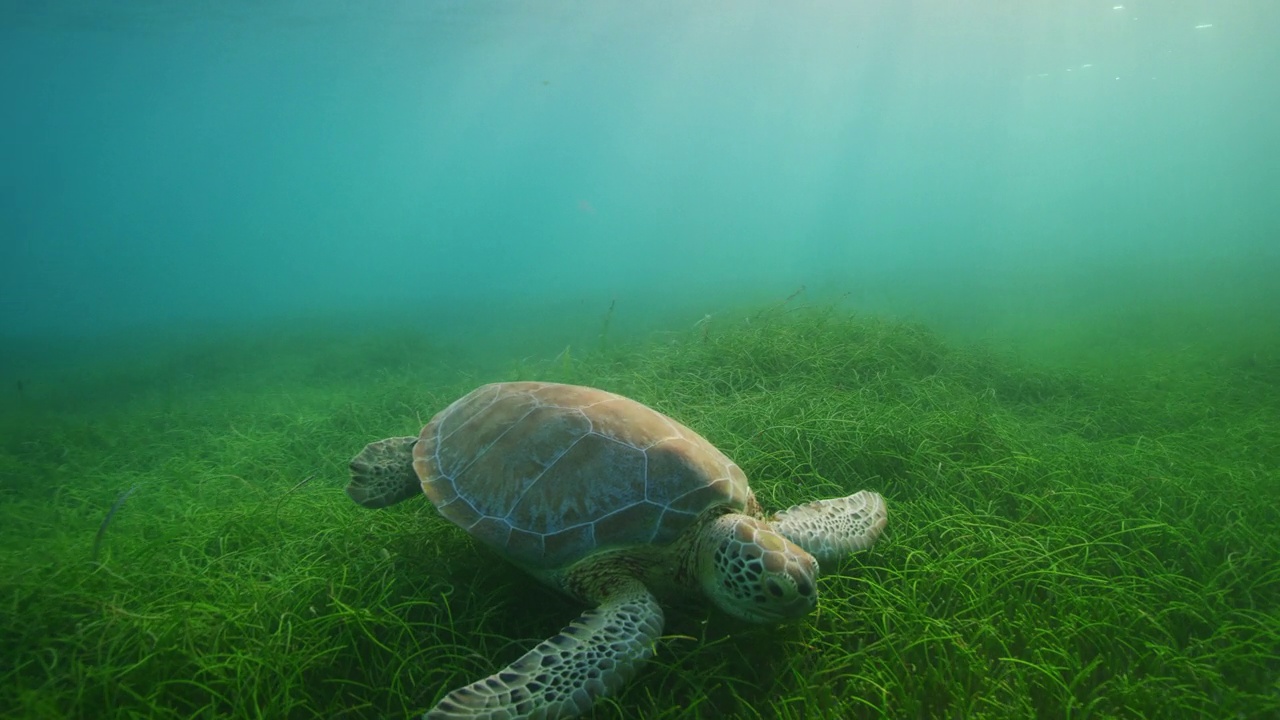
[425, 578, 664, 720]
[773, 490, 888, 567]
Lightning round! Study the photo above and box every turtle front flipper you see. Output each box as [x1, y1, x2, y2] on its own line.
[346, 436, 421, 509]
[426, 579, 664, 720]
[772, 490, 888, 566]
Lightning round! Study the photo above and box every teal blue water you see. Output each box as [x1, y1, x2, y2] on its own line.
[1, 1, 1276, 355]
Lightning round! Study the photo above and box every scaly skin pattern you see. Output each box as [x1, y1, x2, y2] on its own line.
[424, 576, 663, 720]
[694, 513, 821, 623]
[345, 436, 419, 509]
[771, 491, 889, 566]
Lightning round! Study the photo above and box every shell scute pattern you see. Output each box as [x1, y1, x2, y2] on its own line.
[510, 433, 649, 534]
[413, 382, 749, 570]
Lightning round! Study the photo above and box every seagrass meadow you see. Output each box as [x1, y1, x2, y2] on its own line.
[2, 304, 1278, 720]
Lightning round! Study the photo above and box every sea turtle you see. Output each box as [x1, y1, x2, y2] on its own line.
[346, 381, 888, 720]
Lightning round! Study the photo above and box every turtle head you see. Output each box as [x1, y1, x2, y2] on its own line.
[698, 514, 819, 623]
[345, 436, 422, 509]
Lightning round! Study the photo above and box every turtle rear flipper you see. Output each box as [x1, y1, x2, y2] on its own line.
[426, 579, 664, 719]
[772, 490, 888, 566]
[346, 436, 421, 509]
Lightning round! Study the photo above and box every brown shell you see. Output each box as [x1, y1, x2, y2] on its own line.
[412, 381, 750, 570]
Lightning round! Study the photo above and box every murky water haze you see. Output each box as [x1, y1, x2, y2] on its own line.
[2, 1, 1276, 368]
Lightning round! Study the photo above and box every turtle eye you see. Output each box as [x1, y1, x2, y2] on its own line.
[764, 579, 785, 598]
